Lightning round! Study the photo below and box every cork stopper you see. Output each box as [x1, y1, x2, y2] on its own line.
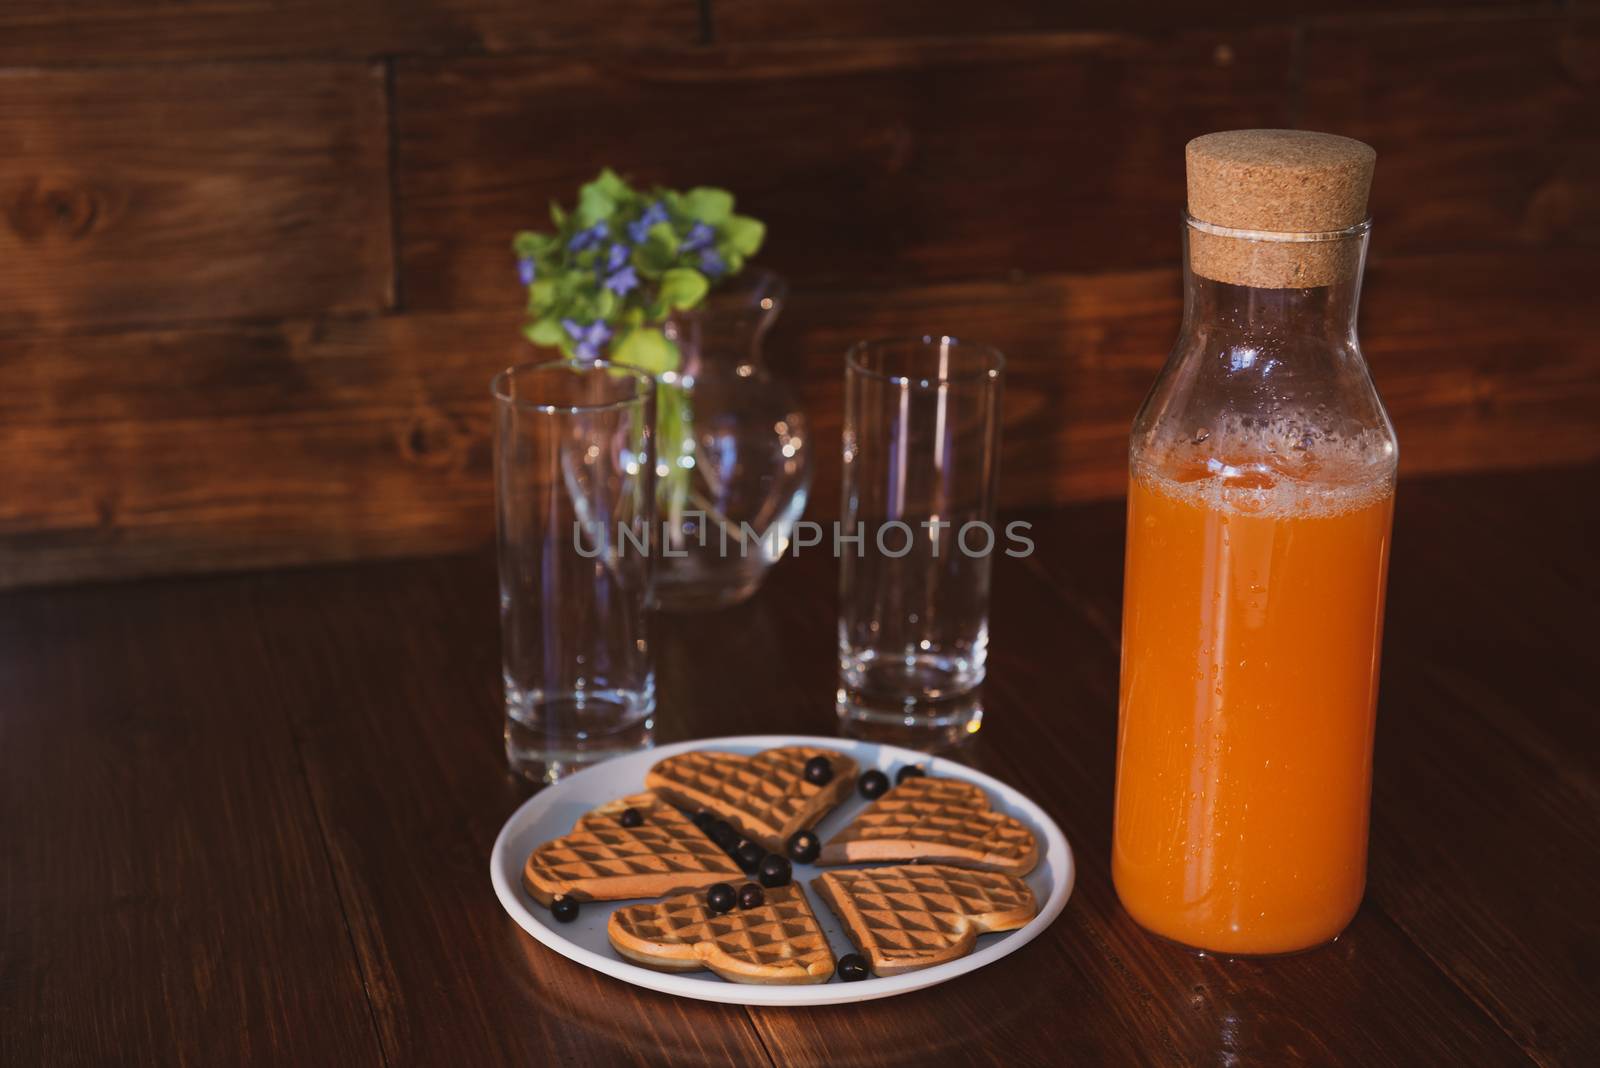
[1185, 130, 1376, 288]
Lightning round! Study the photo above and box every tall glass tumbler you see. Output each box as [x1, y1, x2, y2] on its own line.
[492, 360, 656, 783]
[838, 337, 1004, 736]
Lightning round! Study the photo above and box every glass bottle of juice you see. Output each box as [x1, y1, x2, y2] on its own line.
[1113, 130, 1397, 956]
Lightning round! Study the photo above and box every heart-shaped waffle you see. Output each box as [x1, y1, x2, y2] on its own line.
[645, 746, 858, 853]
[608, 883, 836, 984]
[812, 864, 1037, 977]
[817, 776, 1039, 875]
[522, 792, 740, 907]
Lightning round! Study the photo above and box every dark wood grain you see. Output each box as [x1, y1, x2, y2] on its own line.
[2, 0, 1594, 1051]
[235, 557, 777, 1066]
[6, 470, 1593, 1061]
[778, 248, 1600, 520]
[4, 245, 1596, 588]
[0, 577, 384, 1067]
[710, 0, 1535, 42]
[1353, 249, 1600, 476]
[0, 0, 701, 65]
[4, 468, 1595, 1064]
[1370, 470, 1600, 1064]
[0, 63, 392, 332]
[0, 314, 523, 588]
[0, 10, 1591, 590]
[393, 31, 1292, 307]
[395, 12, 1595, 311]
[1301, 13, 1600, 255]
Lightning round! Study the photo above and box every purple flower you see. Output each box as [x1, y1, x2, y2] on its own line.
[627, 201, 670, 243]
[603, 265, 640, 296]
[681, 221, 715, 254]
[562, 318, 613, 361]
[517, 257, 536, 285]
[698, 248, 727, 279]
[566, 221, 609, 254]
[602, 242, 631, 273]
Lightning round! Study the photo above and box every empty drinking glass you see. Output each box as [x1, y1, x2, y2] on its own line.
[837, 337, 1004, 740]
[492, 360, 656, 783]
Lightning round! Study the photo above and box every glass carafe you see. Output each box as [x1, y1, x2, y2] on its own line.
[652, 269, 811, 611]
[1113, 211, 1398, 955]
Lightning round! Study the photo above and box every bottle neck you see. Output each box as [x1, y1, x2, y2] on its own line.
[1179, 215, 1368, 349]
[1133, 216, 1395, 489]
[1180, 271, 1362, 350]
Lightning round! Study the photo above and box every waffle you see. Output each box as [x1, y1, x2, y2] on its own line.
[522, 792, 741, 907]
[812, 864, 1037, 977]
[608, 883, 836, 984]
[817, 776, 1039, 876]
[645, 746, 858, 853]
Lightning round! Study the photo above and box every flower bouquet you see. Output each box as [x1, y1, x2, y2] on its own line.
[513, 169, 768, 535]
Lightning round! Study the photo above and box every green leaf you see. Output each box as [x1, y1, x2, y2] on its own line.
[520, 176, 766, 368]
[524, 316, 567, 347]
[721, 214, 765, 257]
[577, 183, 617, 228]
[636, 221, 679, 275]
[574, 253, 604, 282]
[589, 168, 631, 201]
[611, 327, 681, 376]
[527, 278, 556, 313]
[682, 187, 733, 224]
[658, 268, 709, 311]
[513, 230, 555, 258]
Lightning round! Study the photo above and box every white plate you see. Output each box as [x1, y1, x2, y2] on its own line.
[490, 734, 1075, 1007]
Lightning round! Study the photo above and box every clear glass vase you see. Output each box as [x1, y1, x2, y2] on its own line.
[651, 269, 811, 611]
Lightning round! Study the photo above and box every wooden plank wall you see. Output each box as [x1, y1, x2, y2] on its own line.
[0, 2, 1595, 587]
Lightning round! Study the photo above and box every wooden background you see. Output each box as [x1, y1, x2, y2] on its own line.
[1, 1, 1595, 587]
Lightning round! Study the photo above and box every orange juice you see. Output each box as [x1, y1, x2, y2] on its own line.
[1113, 453, 1394, 954]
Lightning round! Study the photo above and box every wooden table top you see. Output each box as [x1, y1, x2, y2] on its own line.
[4, 465, 1595, 1066]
